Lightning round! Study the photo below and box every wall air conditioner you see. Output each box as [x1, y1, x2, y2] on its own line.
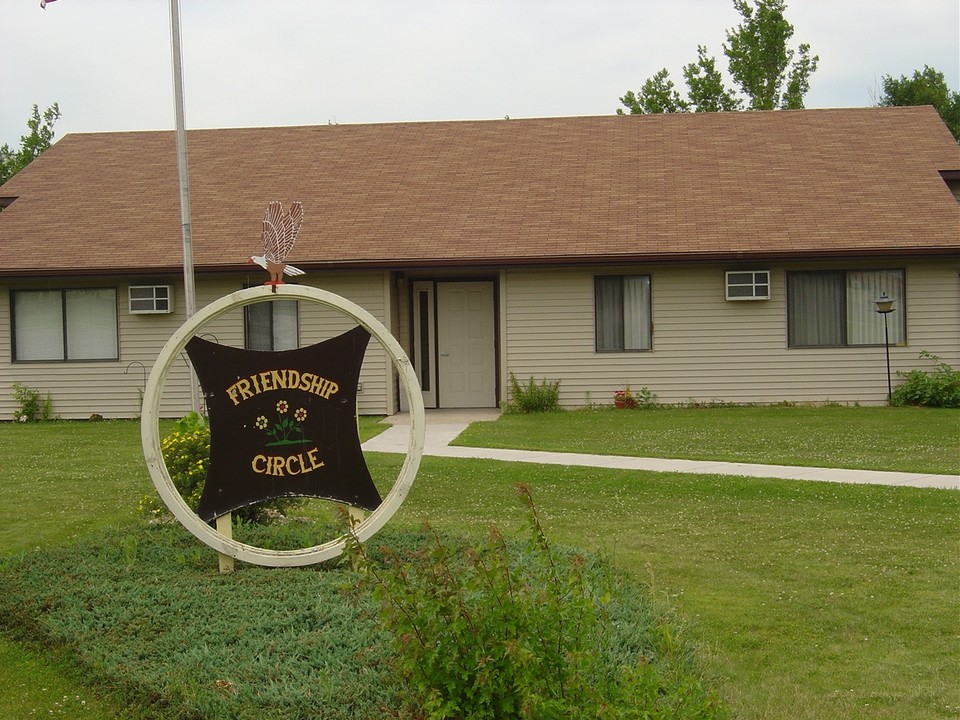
[725, 270, 770, 301]
[129, 285, 174, 314]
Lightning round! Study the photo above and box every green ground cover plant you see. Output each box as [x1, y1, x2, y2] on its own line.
[452, 405, 960, 475]
[0, 502, 720, 719]
[1, 411, 957, 719]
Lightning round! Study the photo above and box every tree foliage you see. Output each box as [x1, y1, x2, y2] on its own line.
[684, 45, 742, 113]
[618, 0, 818, 115]
[0, 103, 61, 186]
[878, 65, 960, 141]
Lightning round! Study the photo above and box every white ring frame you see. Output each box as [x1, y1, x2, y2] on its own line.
[140, 285, 425, 567]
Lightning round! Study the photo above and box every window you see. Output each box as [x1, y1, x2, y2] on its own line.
[129, 285, 173, 314]
[726, 270, 770, 300]
[787, 270, 905, 347]
[595, 275, 652, 351]
[244, 298, 299, 351]
[12, 288, 118, 361]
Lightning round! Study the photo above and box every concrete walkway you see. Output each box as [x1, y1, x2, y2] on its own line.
[361, 410, 959, 490]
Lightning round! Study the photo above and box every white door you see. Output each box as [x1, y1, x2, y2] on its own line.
[437, 281, 496, 408]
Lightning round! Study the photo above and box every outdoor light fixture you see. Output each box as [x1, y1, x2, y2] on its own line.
[874, 292, 895, 402]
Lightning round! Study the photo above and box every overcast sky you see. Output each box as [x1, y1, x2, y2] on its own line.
[3, 0, 958, 145]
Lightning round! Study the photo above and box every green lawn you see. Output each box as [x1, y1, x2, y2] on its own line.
[454, 405, 960, 475]
[0, 411, 958, 719]
[398, 457, 959, 719]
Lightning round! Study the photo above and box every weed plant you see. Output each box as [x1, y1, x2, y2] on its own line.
[891, 351, 960, 408]
[506, 372, 562, 413]
[11, 382, 54, 422]
[346, 484, 726, 719]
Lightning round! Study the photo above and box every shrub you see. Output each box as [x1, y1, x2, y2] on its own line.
[345, 484, 728, 719]
[614, 388, 637, 409]
[891, 351, 960, 408]
[139, 412, 301, 523]
[11, 383, 54, 422]
[614, 385, 658, 409]
[507, 372, 562, 413]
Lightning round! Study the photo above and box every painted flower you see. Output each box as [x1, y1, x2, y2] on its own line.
[294, 407, 307, 422]
[276, 400, 289, 414]
[255, 415, 269, 430]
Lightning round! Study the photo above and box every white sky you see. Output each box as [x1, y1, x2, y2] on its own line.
[3, 0, 958, 145]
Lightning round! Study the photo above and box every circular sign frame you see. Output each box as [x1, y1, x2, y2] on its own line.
[140, 284, 425, 567]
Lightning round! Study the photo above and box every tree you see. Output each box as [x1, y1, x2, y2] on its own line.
[684, 45, 742, 112]
[619, 69, 690, 115]
[0, 103, 62, 186]
[878, 66, 960, 141]
[618, 0, 818, 115]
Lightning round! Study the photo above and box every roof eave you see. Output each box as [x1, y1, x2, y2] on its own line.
[1, 245, 957, 280]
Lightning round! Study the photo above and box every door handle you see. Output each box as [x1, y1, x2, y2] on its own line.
[440, 352, 450, 357]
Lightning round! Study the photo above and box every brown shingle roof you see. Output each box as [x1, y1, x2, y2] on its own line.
[1, 106, 957, 277]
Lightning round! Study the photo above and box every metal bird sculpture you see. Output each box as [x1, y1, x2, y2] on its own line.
[248, 201, 305, 292]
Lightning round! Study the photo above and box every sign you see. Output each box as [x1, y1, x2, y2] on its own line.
[185, 326, 380, 522]
[141, 285, 425, 567]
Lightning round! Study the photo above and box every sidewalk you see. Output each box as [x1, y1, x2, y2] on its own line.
[361, 410, 960, 490]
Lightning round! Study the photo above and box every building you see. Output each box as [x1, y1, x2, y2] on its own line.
[1, 106, 958, 419]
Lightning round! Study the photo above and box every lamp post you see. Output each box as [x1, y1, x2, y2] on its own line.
[874, 293, 895, 403]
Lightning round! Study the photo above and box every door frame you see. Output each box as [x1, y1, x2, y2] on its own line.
[408, 276, 499, 409]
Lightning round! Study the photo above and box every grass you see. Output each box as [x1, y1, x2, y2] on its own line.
[0, 418, 387, 555]
[0, 409, 958, 719]
[398, 457, 959, 719]
[0, 420, 154, 554]
[454, 405, 960, 475]
[0, 635, 118, 718]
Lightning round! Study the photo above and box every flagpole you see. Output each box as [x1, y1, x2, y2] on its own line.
[169, 0, 231, 571]
[169, 0, 201, 415]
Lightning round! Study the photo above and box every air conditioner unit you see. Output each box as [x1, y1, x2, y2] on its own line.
[725, 270, 770, 301]
[129, 285, 174, 314]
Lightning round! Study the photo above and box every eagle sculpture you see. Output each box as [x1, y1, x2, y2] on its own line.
[248, 201, 305, 291]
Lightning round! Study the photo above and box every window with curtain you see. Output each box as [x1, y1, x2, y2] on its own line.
[787, 269, 905, 348]
[595, 275, 652, 352]
[244, 298, 299, 351]
[12, 288, 118, 361]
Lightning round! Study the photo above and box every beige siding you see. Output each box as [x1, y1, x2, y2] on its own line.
[502, 260, 960, 408]
[0, 273, 394, 420]
[0, 278, 187, 421]
[4, 261, 958, 419]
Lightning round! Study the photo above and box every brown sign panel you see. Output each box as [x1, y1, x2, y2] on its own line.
[185, 326, 381, 522]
